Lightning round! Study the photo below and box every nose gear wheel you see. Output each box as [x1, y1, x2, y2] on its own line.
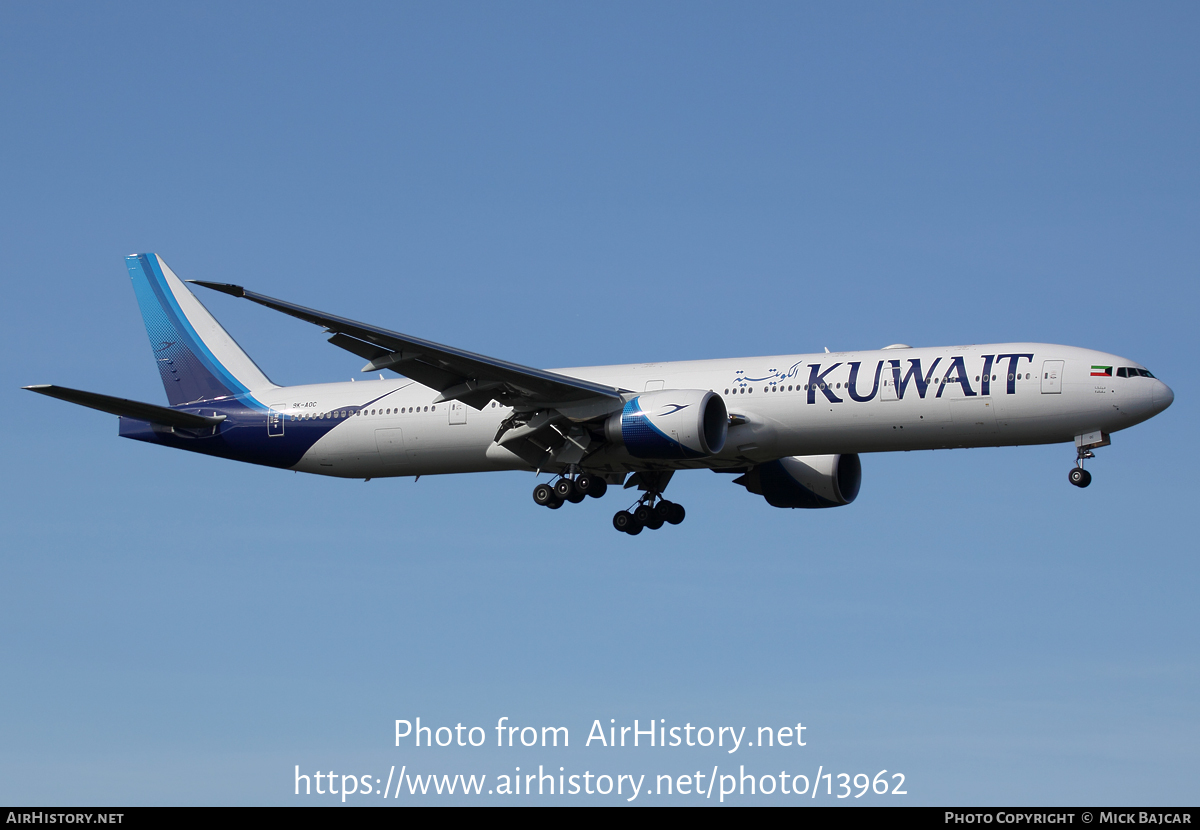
[1069, 442, 1097, 488]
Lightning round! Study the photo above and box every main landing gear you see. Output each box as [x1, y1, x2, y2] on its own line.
[532, 473, 608, 510]
[532, 469, 686, 535]
[612, 494, 685, 535]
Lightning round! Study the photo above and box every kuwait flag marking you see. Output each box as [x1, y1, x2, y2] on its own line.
[1091, 365, 1113, 376]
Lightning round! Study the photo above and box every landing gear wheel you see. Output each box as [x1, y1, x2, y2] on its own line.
[1068, 468, 1092, 488]
[547, 497, 563, 509]
[575, 474, 595, 496]
[652, 501, 672, 522]
[666, 503, 686, 525]
[613, 511, 641, 534]
[554, 478, 577, 501]
[587, 478, 608, 499]
[533, 483, 557, 507]
[633, 504, 654, 526]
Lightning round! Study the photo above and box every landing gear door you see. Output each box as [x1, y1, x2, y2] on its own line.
[268, 403, 287, 436]
[1041, 361, 1064, 394]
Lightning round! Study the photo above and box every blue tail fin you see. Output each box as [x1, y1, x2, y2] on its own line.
[126, 254, 276, 406]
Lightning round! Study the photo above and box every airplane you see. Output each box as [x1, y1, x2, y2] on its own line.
[25, 254, 1174, 535]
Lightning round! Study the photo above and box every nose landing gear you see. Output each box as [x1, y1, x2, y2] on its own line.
[1069, 430, 1109, 488]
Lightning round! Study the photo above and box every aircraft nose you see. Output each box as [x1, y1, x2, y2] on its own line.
[1152, 379, 1174, 413]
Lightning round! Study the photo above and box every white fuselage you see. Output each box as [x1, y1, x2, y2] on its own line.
[274, 343, 1171, 479]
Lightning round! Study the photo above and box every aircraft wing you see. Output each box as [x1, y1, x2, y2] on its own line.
[188, 280, 625, 412]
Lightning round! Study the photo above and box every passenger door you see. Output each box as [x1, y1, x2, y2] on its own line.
[1041, 360, 1064, 394]
[268, 403, 287, 436]
[880, 374, 898, 401]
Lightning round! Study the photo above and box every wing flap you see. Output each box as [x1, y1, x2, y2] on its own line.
[326, 332, 390, 362]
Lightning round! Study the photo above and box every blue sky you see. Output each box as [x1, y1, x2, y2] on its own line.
[1, 1, 1196, 805]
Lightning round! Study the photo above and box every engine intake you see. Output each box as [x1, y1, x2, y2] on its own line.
[605, 390, 728, 459]
[735, 454, 862, 508]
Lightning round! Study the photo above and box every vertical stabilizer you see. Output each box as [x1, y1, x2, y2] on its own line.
[126, 254, 277, 406]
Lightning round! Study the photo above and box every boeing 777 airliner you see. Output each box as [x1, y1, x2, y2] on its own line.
[25, 254, 1174, 535]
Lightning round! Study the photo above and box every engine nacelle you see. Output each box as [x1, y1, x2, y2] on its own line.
[605, 390, 728, 459]
[735, 454, 861, 508]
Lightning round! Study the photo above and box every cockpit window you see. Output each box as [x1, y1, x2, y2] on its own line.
[1140, 369, 1154, 378]
[1116, 367, 1127, 378]
[1118, 367, 1156, 378]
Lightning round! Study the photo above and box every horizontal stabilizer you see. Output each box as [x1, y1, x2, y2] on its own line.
[23, 385, 226, 428]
